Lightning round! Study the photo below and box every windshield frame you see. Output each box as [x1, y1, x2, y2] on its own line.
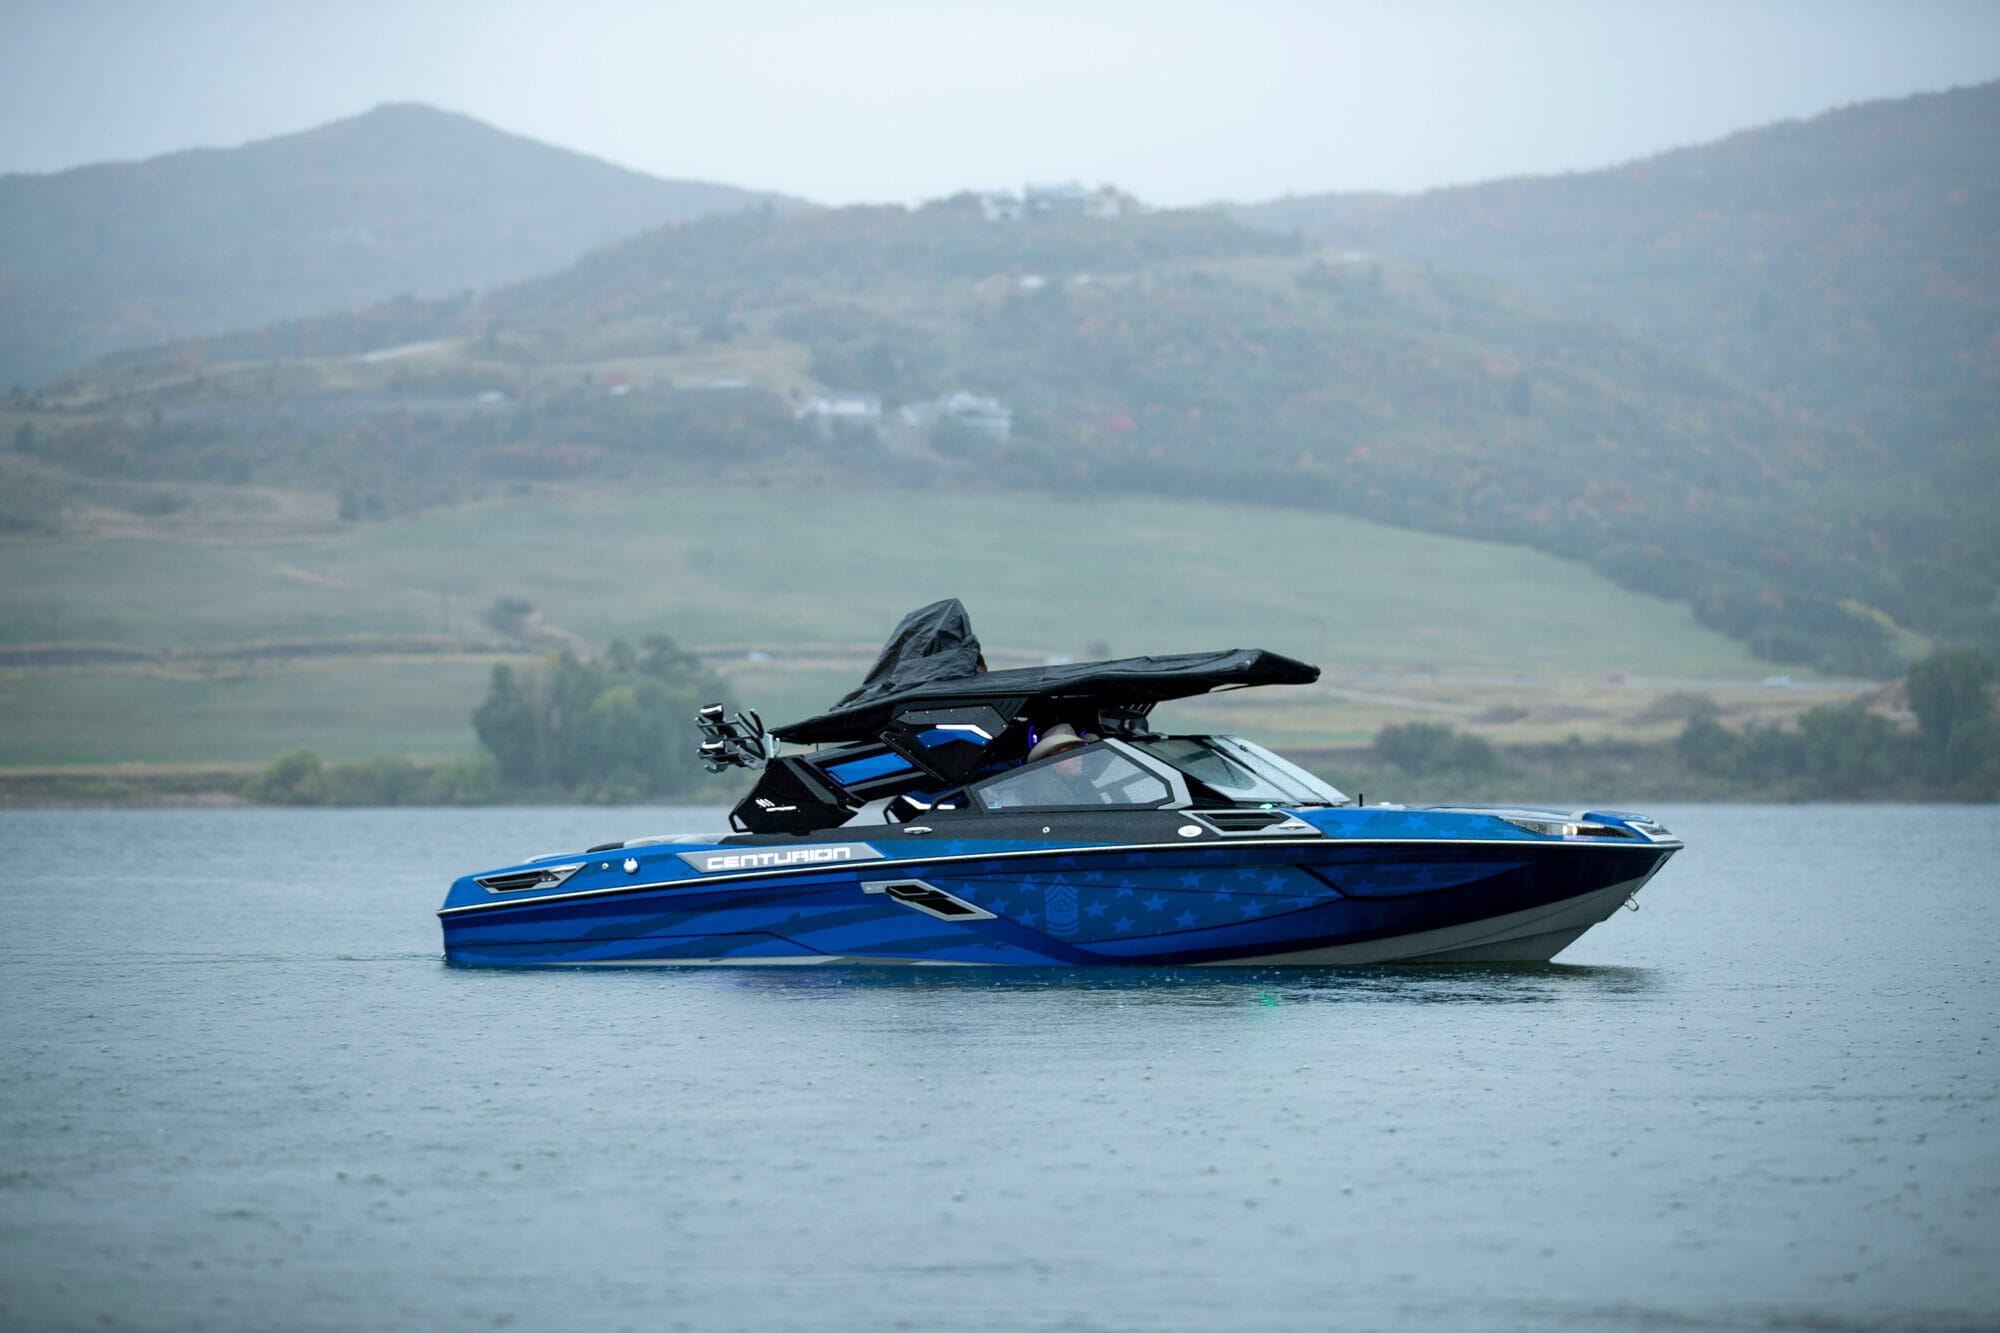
[1135, 735, 1350, 808]
[961, 739, 1191, 813]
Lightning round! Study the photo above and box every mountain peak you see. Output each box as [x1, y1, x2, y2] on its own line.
[0, 105, 801, 387]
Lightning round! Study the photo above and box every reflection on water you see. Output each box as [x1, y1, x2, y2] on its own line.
[1, 804, 1996, 1332]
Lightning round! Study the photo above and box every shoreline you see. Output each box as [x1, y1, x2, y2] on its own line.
[3, 747, 1989, 809]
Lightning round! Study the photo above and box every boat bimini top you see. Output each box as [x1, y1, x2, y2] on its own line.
[699, 599, 1339, 835]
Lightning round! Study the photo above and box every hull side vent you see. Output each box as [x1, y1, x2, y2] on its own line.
[1498, 816, 1639, 840]
[1191, 810, 1320, 836]
[862, 879, 997, 921]
[475, 862, 586, 893]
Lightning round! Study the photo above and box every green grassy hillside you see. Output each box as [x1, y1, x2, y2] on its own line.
[11, 194, 1910, 673]
[26, 83, 1998, 676]
[0, 490, 1777, 669]
[0, 490, 1780, 767]
[0, 657, 503, 767]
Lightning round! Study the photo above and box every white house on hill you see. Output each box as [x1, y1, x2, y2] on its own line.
[798, 391, 883, 439]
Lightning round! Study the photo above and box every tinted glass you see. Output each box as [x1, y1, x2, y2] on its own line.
[1136, 737, 1348, 806]
[1214, 737, 1349, 805]
[1137, 737, 1293, 801]
[973, 746, 1171, 811]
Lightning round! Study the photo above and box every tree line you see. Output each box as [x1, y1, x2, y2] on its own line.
[1675, 647, 1999, 800]
[243, 634, 737, 806]
[241, 640, 1998, 807]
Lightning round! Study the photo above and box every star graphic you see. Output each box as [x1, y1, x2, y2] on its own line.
[1113, 916, 1135, 933]
[1212, 888, 1233, 902]
[1289, 896, 1312, 910]
[1179, 871, 1202, 889]
[1056, 856, 1079, 868]
[1238, 867, 1262, 880]
[1084, 870, 1105, 883]
[1124, 853, 1151, 867]
[1115, 886, 1134, 898]
[1142, 894, 1167, 912]
[1241, 900, 1264, 917]
[1019, 909, 1038, 926]
[991, 901, 1011, 915]
[1263, 874, 1288, 892]
[1085, 900, 1107, 918]
[1174, 910, 1198, 928]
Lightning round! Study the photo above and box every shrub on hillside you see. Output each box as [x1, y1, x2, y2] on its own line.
[321, 755, 423, 805]
[1678, 702, 1920, 798]
[423, 752, 502, 805]
[1907, 647, 1996, 769]
[244, 750, 433, 805]
[1943, 717, 2000, 800]
[1372, 722, 1499, 777]
[1794, 705, 1905, 797]
[244, 747, 326, 804]
[472, 635, 731, 801]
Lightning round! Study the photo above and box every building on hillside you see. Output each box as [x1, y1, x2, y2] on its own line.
[979, 191, 1024, 221]
[980, 184, 1133, 221]
[1026, 182, 1088, 215]
[901, 390, 1013, 441]
[1025, 182, 1131, 218]
[798, 390, 882, 440]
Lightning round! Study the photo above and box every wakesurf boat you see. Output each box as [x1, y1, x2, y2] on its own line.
[439, 600, 1679, 966]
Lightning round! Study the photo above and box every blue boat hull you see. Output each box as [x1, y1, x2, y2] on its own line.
[439, 809, 1676, 967]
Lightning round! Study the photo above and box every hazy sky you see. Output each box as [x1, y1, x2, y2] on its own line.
[4, 0, 1998, 206]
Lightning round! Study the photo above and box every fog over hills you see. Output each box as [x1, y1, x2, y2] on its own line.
[1231, 82, 2000, 660]
[7, 85, 1998, 680]
[0, 102, 805, 387]
[1234, 82, 2000, 471]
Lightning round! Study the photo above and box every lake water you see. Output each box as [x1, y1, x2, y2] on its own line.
[1, 804, 1996, 1332]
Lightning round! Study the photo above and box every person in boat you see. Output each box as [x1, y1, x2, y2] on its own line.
[1028, 721, 1093, 760]
[990, 722, 1109, 807]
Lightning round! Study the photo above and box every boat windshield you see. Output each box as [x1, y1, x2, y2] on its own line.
[970, 743, 1175, 811]
[1134, 736, 1349, 807]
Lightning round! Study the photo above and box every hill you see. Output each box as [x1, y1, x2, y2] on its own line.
[0, 490, 1796, 769]
[1235, 84, 2000, 451]
[8, 193, 1912, 671]
[1234, 82, 2000, 649]
[0, 102, 806, 388]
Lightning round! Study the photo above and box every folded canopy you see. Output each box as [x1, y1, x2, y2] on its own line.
[829, 598, 986, 711]
[773, 600, 1318, 744]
